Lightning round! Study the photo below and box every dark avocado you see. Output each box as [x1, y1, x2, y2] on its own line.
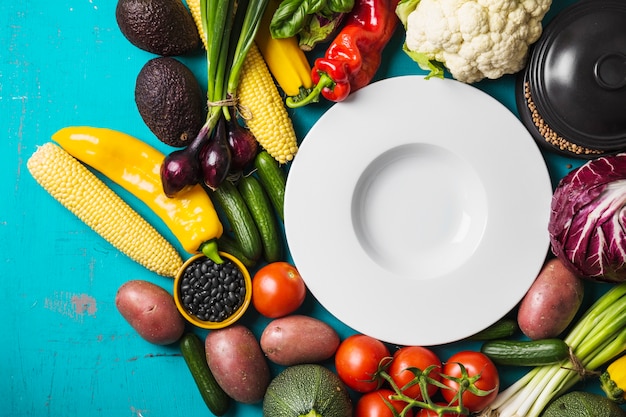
[116, 0, 200, 56]
[135, 57, 206, 148]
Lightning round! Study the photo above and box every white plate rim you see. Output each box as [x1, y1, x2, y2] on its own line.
[284, 75, 552, 346]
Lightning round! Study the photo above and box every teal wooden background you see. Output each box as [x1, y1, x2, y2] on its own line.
[2, 0, 619, 416]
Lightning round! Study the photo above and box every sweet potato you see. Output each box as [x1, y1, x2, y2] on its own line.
[517, 258, 584, 340]
[115, 279, 185, 345]
[260, 315, 340, 366]
[205, 324, 270, 404]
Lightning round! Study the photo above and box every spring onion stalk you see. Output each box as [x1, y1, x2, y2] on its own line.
[199, 0, 268, 124]
[479, 283, 626, 417]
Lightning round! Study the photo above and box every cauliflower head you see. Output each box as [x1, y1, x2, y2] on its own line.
[396, 0, 552, 83]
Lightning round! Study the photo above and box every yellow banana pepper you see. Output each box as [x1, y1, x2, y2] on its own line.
[255, 0, 313, 100]
[601, 354, 626, 403]
[52, 126, 223, 263]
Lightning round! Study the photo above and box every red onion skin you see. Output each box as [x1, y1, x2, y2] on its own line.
[227, 108, 258, 173]
[160, 149, 200, 197]
[200, 118, 232, 190]
[160, 123, 212, 197]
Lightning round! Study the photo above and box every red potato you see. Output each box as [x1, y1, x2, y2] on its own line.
[260, 315, 340, 365]
[205, 324, 270, 404]
[115, 280, 185, 345]
[517, 258, 584, 340]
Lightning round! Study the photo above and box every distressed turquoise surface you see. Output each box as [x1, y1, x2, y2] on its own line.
[1, 0, 618, 416]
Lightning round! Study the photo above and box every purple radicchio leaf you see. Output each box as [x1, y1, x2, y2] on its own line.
[548, 153, 626, 282]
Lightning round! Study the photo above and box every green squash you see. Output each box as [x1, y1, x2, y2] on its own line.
[541, 391, 626, 417]
[263, 364, 352, 417]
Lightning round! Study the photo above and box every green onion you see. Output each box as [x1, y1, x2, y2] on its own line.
[479, 283, 626, 417]
[199, 0, 269, 125]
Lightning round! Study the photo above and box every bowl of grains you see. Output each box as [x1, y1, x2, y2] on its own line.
[173, 252, 252, 329]
[516, 0, 626, 158]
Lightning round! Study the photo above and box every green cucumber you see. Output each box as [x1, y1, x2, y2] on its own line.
[180, 333, 230, 416]
[217, 234, 258, 269]
[211, 180, 262, 261]
[238, 174, 283, 263]
[481, 338, 570, 366]
[467, 318, 519, 341]
[254, 151, 286, 221]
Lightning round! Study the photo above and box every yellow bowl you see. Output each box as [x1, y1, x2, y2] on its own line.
[173, 252, 252, 329]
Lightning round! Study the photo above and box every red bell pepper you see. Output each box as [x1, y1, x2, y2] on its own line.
[286, 0, 400, 107]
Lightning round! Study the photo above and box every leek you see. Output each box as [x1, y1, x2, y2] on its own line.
[479, 283, 626, 417]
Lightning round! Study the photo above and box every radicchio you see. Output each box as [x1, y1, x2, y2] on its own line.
[549, 153, 626, 283]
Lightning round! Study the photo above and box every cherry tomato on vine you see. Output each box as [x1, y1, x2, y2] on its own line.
[441, 351, 499, 413]
[335, 334, 391, 393]
[252, 262, 306, 318]
[388, 346, 442, 401]
[355, 389, 414, 417]
[415, 403, 467, 417]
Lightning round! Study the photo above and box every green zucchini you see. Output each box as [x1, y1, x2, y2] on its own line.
[467, 318, 519, 341]
[217, 234, 258, 269]
[180, 333, 230, 416]
[254, 150, 286, 221]
[211, 180, 262, 261]
[238, 174, 283, 263]
[481, 338, 570, 366]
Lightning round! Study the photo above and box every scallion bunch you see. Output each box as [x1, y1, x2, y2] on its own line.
[161, 0, 268, 196]
[480, 283, 626, 417]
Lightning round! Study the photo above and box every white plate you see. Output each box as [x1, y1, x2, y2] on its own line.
[284, 75, 552, 346]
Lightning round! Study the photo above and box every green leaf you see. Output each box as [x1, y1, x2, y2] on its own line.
[395, 0, 420, 28]
[326, 0, 353, 13]
[270, 0, 312, 38]
[298, 12, 344, 51]
[402, 43, 446, 79]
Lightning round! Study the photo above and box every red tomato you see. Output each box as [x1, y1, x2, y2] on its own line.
[415, 403, 467, 417]
[388, 346, 442, 401]
[335, 334, 391, 393]
[252, 262, 306, 318]
[441, 351, 499, 413]
[355, 389, 414, 417]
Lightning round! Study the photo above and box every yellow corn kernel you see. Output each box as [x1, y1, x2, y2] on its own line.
[27, 142, 183, 278]
[186, 0, 207, 49]
[237, 43, 299, 164]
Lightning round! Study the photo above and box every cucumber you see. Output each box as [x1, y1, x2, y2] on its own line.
[180, 333, 230, 416]
[217, 234, 258, 269]
[481, 338, 570, 366]
[211, 180, 262, 261]
[467, 318, 519, 341]
[238, 174, 283, 263]
[254, 151, 286, 221]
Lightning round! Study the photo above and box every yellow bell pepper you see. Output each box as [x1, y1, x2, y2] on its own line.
[52, 126, 223, 263]
[601, 354, 626, 403]
[255, 0, 313, 100]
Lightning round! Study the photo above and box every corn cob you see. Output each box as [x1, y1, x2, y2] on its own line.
[186, 0, 206, 49]
[237, 43, 299, 163]
[27, 142, 183, 278]
[186, 0, 299, 163]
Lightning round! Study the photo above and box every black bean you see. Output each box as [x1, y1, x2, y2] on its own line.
[178, 257, 247, 323]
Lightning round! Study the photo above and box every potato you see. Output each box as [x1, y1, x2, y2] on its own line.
[260, 315, 340, 366]
[518, 258, 584, 340]
[205, 324, 270, 404]
[115, 279, 185, 345]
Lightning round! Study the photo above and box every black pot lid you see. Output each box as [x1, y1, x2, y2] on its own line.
[517, 0, 626, 158]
